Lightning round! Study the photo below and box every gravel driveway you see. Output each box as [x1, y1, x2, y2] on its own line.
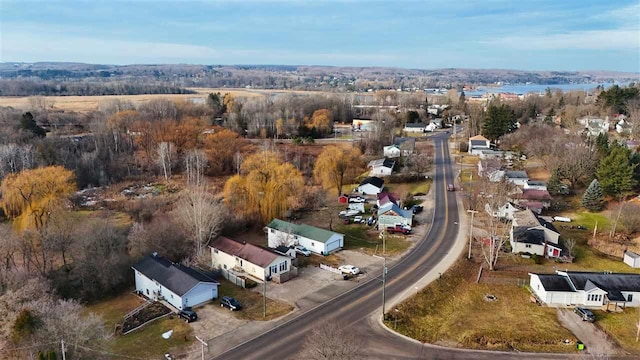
[557, 308, 619, 356]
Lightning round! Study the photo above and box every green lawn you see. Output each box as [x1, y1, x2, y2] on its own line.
[335, 223, 411, 256]
[215, 279, 293, 321]
[596, 309, 640, 353]
[85, 292, 193, 358]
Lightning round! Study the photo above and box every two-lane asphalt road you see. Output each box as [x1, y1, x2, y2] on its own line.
[214, 133, 460, 360]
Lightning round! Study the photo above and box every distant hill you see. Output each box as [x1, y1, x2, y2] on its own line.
[0, 62, 638, 95]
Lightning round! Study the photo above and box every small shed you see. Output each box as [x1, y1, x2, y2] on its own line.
[624, 251, 640, 268]
[338, 195, 348, 204]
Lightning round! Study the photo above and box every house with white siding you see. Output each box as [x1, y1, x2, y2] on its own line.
[368, 158, 395, 176]
[132, 253, 219, 310]
[509, 209, 562, 258]
[210, 237, 291, 282]
[529, 271, 640, 308]
[468, 135, 491, 155]
[266, 219, 344, 256]
[377, 202, 413, 229]
[357, 177, 385, 195]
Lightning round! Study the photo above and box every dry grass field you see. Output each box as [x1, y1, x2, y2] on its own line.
[0, 87, 345, 113]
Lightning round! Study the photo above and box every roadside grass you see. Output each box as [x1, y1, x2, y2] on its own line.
[335, 224, 410, 256]
[215, 279, 293, 321]
[299, 253, 342, 267]
[389, 258, 577, 353]
[596, 309, 640, 353]
[85, 292, 193, 358]
[382, 180, 431, 197]
[460, 169, 474, 183]
[461, 156, 479, 165]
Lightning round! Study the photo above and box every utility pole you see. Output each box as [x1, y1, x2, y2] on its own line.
[467, 210, 478, 259]
[60, 339, 66, 360]
[195, 336, 208, 360]
[263, 280, 267, 318]
[373, 254, 387, 316]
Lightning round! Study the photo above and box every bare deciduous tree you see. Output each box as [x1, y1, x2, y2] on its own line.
[299, 320, 365, 360]
[184, 149, 208, 187]
[174, 187, 226, 256]
[617, 203, 640, 235]
[564, 238, 577, 260]
[474, 178, 515, 270]
[156, 142, 175, 183]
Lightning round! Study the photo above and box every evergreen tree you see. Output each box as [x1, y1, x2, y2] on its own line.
[596, 144, 637, 196]
[19, 112, 46, 138]
[582, 179, 604, 211]
[481, 104, 517, 142]
[547, 169, 563, 195]
[595, 132, 610, 156]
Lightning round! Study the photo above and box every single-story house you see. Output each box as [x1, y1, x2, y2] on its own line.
[132, 253, 219, 310]
[377, 202, 413, 229]
[358, 177, 385, 195]
[529, 271, 640, 308]
[512, 189, 553, 209]
[266, 219, 344, 255]
[403, 123, 426, 133]
[504, 170, 529, 187]
[468, 135, 491, 155]
[368, 158, 395, 176]
[210, 236, 292, 282]
[624, 251, 640, 268]
[510, 209, 562, 258]
[383, 145, 401, 158]
[478, 150, 517, 161]
[486, 202, 520, 221]
[393, 137, 416, 155]
[524, 180, 547, 191]
[478, 159, 504, 182]
[377, 192, 399, 207]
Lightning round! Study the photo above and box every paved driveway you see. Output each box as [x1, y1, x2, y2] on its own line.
[557, 308, 620, 356]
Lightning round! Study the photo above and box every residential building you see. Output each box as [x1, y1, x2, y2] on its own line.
[377, 192, 399, 207]
[266, 219, 344, 255]
[509, 209, 562, 258]
[377, 202, 413, 229]
[486, 202, 520, 221]
[512, 189, 553, 209]
[210, 236, 292, 282]
[578, 116, 610, 137]
[393, 137, 416, 155]
[529, 271, 640, 308]
[504, 170, 529, 187]
[478, 159, 504, 182]
[468, 135, 491, 155]
[403, 123, 426, 133]
[357, 177, 384, 195]
[383, 145, 401, 158]
[132, 253, 219, 310]
[524, 180, 548, 191]
[368, 158, 395, 176]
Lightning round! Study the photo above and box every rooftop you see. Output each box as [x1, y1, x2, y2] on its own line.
[211, 236, 283, 267]
[368, 158, 395, 169]
[267, 219, 341, 244]
[359, 176, 384, 188]
[378, 202, 413, 219]
[535, 274, 575, 292]
[469, 135, 489, 141]
[505, 170, 528, 179]
[132, 253, 218, 297]
[564, 271, 640, 293]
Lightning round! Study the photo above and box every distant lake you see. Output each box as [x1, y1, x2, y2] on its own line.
[464, 83, 627, 96]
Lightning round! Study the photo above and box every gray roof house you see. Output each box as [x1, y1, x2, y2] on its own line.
[266, 219, 344, 255]
[529, 271, 640, 308]
[133, 253, 219, 310]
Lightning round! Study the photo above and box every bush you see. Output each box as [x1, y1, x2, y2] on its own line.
[244, 278, 258, 288]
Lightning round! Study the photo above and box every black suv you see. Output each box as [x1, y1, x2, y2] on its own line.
[178, 308, 198, 323]
[220, 296, 242, 311]
[573, 307, 595, 322]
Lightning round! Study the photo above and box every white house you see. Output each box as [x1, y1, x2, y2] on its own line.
[368, 158, 395, 176]
[468, 135, 491, 155]
[378, 202, 413, 229]
[624, 251, 640, 268]
[210, 236, 292, 282]
[383, 145, 401, 158]
[504, 171, 529, 187]
[266, 219, 344, 256]
[403, 123, 426, 133]
[478, 159, 504, 182]
[357, 177, 385, 195]
[486, 202, 519, 221]
[524, 180, 548, 191]
[529, 271, 640, 308]
[578, 116, 610, 137]
[509, 209, 562, 258]
[132, 253, 219, 310]
[393, 137, 416, 156]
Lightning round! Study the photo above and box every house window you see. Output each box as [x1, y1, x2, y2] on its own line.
[270, 229, 275, 233]
[588, 294, 592, 301]
[214, 249, 218, 254]
[279, 262, 287, 271]
[628, 294, 633, 302]
[294, 235, 299, 239]
[270, 265, 278, 274]
[223, 264, 227, 269]
[146, 289, 149, 295]
[310, 242, 314, 247]
[525, 244, 531, 248]
[170, 294, 173, 299]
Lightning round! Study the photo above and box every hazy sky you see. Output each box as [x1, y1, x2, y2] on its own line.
[1, 0, 639, 72]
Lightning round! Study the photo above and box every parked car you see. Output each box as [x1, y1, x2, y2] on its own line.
[573, 307, 595, 322]
[221, 296, 242, 311]
[178, 308, 198, 322]
[386, 224, 411, 235]
[404, 205, 423, 214]
[338, 265, 360, 275]
[348, 196, 366, 203]
[294, 245, 310, 256]
[353, 216, 367, 224]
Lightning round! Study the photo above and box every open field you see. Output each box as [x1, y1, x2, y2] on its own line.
[0, 87, 343, 112]
[389, 258, 578, 353]
[85, 291, 194, 358]
[597, 308, 640, 352]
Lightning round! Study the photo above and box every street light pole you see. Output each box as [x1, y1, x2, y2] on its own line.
[467, 210, 478, 259]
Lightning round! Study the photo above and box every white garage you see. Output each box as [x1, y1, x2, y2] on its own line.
[133, 253, 219, 310]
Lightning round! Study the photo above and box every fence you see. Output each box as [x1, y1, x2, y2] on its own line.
[479, 277, 528, 286]
[220, 268, 247, 288]
[123, 299, 151, 320]
[320, 263, 341, 274]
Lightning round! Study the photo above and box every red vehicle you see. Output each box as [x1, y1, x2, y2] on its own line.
[386, 224, 411, 235]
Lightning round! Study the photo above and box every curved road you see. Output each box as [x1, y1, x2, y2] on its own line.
[214, 134, 573, 360]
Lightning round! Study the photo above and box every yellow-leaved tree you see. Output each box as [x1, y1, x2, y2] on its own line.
[313, 145, 363, 195]
[1, 166, 76, 231]
[307, 109, 333, 134]
[223, 151, 304, 224]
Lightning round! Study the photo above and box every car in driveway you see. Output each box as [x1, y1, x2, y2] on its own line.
[178, 308, 198, 322]
[574, 307, 595, 322]
[221, 296, 242, 311]
[294, 245, 311, 256]
[348, 196, 366, 203]
[338, 265, 360, 275]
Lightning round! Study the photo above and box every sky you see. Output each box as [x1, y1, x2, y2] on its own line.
[1, 0, 639, 72]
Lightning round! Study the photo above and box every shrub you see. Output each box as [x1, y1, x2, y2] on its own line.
[245, 278, 258, 288]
